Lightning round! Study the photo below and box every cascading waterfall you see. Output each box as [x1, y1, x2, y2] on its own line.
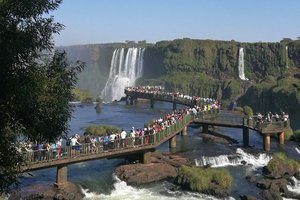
[238, 48, 248, 80]
[286, 45, 289, 68]
[194, 148, 272, 168]
[101, 47, 145, 102]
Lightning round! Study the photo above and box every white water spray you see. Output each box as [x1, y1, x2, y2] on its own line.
[82, 174, 227, 200]
[195, 148, 272, 168]
[238, 48, 248, 81]
[286, 46, 289, 68]
[101, 47, 145, 102]
[286, 176, 300, 195]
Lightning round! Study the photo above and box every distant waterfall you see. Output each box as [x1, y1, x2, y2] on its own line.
[101, 47, 145, 102]
[286, 46, 289, 68]
[238, 48, 248, 80]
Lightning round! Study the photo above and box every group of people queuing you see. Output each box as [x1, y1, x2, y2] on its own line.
[17, 138, 63, 162]
[125, 85, 221, 110]
[256, 111, 289, 123]
[81, 107, 195, 153]
[80, 104, 220, 154]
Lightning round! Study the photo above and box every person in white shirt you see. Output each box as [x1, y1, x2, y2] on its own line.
[120, 129, 127, 147]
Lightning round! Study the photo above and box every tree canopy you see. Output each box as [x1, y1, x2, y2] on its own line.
[0, 0, 84, 192]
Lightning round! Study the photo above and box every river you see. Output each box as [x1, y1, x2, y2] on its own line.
[19, 101, 300, 199]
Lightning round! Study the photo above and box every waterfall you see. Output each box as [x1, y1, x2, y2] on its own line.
[238, 48, 248, 80]
[286, 46, 289, 68]
[101, 47, 145, 102]
[194, 148, 272, 168]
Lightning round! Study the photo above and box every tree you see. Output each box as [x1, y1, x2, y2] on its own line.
[0, 0, 84, 192]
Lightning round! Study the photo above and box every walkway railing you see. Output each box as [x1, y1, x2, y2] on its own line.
[22, 113, 194, 167]
[243, 116, 290, 133]
[21, 108, 290, 168]
[125, 89, 212, 107]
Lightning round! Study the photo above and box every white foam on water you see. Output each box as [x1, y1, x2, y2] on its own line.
[287, 176, 300, 195]
[82, 175, 234, 200]
[195, 148, 272, 168]
[295, 147, 300, 154]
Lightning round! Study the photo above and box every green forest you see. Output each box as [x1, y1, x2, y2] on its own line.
[62, 38, 300, 130]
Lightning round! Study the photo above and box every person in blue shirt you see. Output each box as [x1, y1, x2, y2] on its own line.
[103, 134, 109, 150]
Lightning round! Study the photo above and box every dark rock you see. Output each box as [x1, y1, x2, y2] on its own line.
[9, 182, 84, 200]
[245, 175, 256, 183]
[262, 189, 282, 200]
[241, 160, 247, 165]
[200, 133, 231, 144]
[257, 178, 289, 200]
[115, 162, 177, 185]
[240, 194, 258, 200]
[257, 179, 271, 189]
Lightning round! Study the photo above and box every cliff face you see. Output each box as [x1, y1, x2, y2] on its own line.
[60, 39, 300, 129]
[59, 44, 114, 97]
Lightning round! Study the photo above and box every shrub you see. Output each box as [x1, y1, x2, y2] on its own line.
[243, 105, 253, 116]
[84, 125, 120, 136]
[267, 152, 300, 173]
[293, 129, 300, 141]
[178, 165, 233, 191]
[284, 128, 294, 141]
[234, 107, 244, 114]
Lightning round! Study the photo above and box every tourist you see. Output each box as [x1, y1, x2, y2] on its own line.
[51, 142, 57, 159]
[110, 132, 116, 149]
[71, 134, 81, 156]
[120, 129, 127, 147]
[56, 139, 61, 158]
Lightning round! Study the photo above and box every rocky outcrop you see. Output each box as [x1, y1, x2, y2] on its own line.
[245, 153, 300, 200]
[239, 195, 258, 200]
[9, 182, 84, 200]
[115, 153, 190, 185]
[115, 163, 177, 185]
[174, 165, 232, 198]
[174, 173, 231, 198]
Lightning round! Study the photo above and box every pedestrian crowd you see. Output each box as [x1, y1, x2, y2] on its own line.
[16, 137, 63, 162]
[256, 111, 289, 123]
[125, 85, 221, 108]
[19, 86, 221, 162]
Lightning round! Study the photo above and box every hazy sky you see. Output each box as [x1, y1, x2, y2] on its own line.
[53, 0, 300, 46]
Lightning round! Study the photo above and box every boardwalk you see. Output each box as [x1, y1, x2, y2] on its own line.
[20, 87, 290, 186]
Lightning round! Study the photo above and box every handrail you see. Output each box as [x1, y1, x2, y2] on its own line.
[21, 105, 290, 168]
[22, 114, 194, 167]
[124, 89, 213, 107]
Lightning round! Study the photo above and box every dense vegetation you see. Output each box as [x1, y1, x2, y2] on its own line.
[62, 38, 300, 130]
[176, 165, 232, 197]
[266, 153, 300, 177]
[0, 0, 83, 192]
[84, 125, 120, 136]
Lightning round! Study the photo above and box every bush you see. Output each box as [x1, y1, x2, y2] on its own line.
[178, 165, 233, 191]
[267, 153, 300, 173]
[243, 105, 253, 116]
[284, 128, 294, 141]
[234, 106, 244, 114]
[293, 129, 300, 141]
[84, 125, 120, 136]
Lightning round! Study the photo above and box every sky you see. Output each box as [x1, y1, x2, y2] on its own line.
[52, 0, 300, 46]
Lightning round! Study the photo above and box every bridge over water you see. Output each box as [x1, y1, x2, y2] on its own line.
[21, 88, 290, 187]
